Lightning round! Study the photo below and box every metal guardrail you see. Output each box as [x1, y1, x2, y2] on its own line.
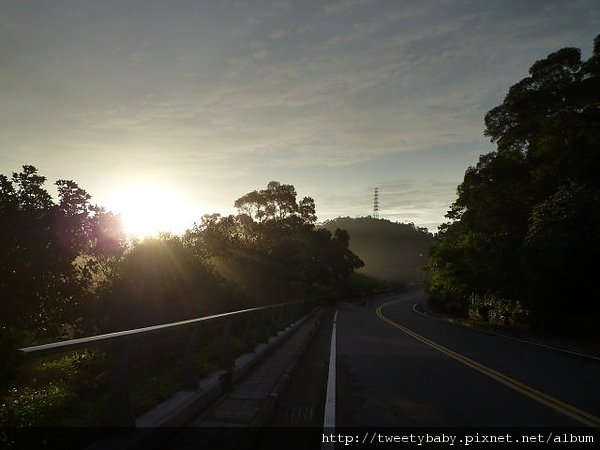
[18, 300, 315, 427]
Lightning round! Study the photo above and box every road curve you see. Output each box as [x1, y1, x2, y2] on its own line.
[334, 291, 600, 427]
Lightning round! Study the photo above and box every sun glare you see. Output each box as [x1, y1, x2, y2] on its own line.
[107, 184, 197, 238]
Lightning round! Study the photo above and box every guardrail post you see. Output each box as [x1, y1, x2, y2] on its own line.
[276, 306, 285, 332]
[108, 344, 134, 427]
[293, 302, 301, 323]
[259, 309, 271, 342]
[284, 304, 294, 328]
[242, 312, 256, 353]
[220, 318, 233, 370]
[182, 327, 199, 390]
[219, 318, 233, 391]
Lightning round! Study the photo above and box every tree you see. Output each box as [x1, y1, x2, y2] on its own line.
[484, 47, 583, 152]
[188, 181, 362, 303]
[523, 183, 600, 330]
[96, 234, 236, 331]
[427, 35, 600, 333]
[234, 181, 317, 225]
[0, 166, 125, 342]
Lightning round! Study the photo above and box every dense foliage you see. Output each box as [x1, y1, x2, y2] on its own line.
[184, 181, 364, 303]
[0, 167, 125, 340]
[0, 174, 364, 427]
[0, 167, 125, 388]
[427, 36, 600, 334]
[0, 175, 362, 349]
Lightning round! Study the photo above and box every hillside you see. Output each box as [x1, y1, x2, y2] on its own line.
[321, 217, 433, 284]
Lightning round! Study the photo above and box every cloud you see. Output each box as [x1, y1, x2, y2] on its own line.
[272, 0, 292, 10]
[382, 0, 438, 21]
[270, 29, 289, 40]
[4, 11, 517, 181]
[253, 48, 269, 60]
[318, 20, 384, 49]
[323, 0, 368, 15]
[127, 47, 152, 66]
[2, 0, 599, 230]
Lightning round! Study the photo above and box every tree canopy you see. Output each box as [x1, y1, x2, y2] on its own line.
[427, 35, 600, 334]
[0, 166, 125, 339]
[233, 181, 317, 224]
[186, 181, 363, 302]
[1, 173, 363, 350]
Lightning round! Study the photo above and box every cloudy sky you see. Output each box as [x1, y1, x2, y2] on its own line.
[1, 0, 598, 232]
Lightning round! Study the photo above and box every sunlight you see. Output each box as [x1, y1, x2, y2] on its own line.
[107, 183, 198, 238]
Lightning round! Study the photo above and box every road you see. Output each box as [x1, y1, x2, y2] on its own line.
[331, 290, 600, 427]
[160, 291, 599, 450]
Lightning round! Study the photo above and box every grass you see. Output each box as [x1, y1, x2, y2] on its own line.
[0, 308, 307, 428]
[1, 352, 109, 427]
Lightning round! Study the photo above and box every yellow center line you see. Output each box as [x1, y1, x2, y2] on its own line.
[376, 299, 600, 428]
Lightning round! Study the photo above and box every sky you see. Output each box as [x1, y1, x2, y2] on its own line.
[1, 0, 599, 233]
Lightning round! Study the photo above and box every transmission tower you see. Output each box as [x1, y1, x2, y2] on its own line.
[373, 187, 380, 219]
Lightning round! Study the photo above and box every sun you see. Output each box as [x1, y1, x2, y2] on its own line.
[107, 183, 197, 238]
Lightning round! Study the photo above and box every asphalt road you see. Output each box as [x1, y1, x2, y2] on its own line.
[334, 290, 600, 427]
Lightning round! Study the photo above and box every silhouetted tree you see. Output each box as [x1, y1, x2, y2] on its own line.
[427, 35, 600, 333]
[234, 181, 317, 225]
[0, 166, 125, 342]
[187, 182, 362, 303]
[96, 234, 239, 331]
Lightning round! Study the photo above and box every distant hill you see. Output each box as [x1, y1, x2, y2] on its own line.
[321, 217, 433, 284]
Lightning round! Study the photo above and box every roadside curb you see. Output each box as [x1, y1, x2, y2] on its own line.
[412, 303, 600, 362]
[87, 307, 323, 450]
[249, 309, 326, 428]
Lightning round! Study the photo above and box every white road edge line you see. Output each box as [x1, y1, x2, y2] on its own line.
[323, 310, 338, 430]
[412, 303, 600, 362]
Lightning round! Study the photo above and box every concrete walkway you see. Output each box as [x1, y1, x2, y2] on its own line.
[165, 309, 325, 449]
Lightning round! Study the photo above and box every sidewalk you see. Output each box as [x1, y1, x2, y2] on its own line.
[165, 309, 326, 449]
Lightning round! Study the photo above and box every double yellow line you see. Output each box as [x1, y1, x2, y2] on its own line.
[376, 300, 600, 428]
